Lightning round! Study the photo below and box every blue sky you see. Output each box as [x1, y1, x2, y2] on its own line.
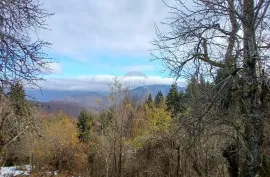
[36, 0, 185, 91]
[48, 52, 165, 77]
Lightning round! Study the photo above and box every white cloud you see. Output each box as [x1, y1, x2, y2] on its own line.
[49, 63, 62, 74]
[40, 0, 171, 59]
[122, 65, 154, 72]
[42, 62, 62, 74]
[34, 75, 185, 91]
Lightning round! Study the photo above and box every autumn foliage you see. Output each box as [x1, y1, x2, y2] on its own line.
[29, 112, 87, 174]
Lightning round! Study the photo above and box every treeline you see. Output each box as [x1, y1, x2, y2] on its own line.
[1, 76, 270, 176]
[1, 0, 270, 176]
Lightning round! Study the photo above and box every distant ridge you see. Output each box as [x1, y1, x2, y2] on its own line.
[26, 84, 185, 102]
[27, 85, 185, 117]
[32, 100, 87, 118]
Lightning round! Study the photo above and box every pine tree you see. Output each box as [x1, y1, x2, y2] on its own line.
[8, 82, 30, 117]
[154, 91, 164, 107]
[185, 76, 198, 100]
[166, 83, 179, 117]
[145, 94, 153, 107]
[77, 109, 93, 142]
[166, 84, 187, 117]
[178, 91, 187, 113]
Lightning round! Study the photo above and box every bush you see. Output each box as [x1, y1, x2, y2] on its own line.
[29, 112, 87, 174]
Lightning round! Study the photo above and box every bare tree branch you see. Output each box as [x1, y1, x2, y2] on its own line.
[0, 0, 53, 89]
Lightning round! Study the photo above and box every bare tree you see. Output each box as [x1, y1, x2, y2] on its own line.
[152, 0, 270, 176]
[0, 0, 53, 89]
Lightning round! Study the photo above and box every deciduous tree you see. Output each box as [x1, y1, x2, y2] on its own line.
[152, 0, 270, 176]
[0, 0, 53, 89]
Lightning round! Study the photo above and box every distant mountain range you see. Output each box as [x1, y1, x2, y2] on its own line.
[27, 85, 185, 118]
[32, 101, 86, 118]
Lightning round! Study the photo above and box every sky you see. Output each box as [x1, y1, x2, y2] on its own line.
[35, 0, 185, 91]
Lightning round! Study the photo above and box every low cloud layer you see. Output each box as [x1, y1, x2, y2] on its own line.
[34, 75, 185, 91]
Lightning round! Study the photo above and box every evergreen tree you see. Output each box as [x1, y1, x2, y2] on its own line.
[99, 109, 114, 132]
[178, 91, 187, 113]
[77, 109, 93, 142]
[166, 84, 187, 117]
[166, 83, 179, 116]
[145, 94, 153, 107]
[154, 91, 164, 107]
[185, 76, 197, 99]
[8, 82, 30, 117]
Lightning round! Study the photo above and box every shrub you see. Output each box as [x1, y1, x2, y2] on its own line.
[30, 112, 87, 174]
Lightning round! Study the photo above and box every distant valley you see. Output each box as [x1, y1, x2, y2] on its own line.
[27, 85, 185, 118]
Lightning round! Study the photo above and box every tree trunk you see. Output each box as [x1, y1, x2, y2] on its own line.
[241, 0, 263, 176]
[118, 140, 122, 177]
[176, 146, 180, 177]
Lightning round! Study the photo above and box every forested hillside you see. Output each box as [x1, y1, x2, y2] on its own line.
[1, 0, 270, 177]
